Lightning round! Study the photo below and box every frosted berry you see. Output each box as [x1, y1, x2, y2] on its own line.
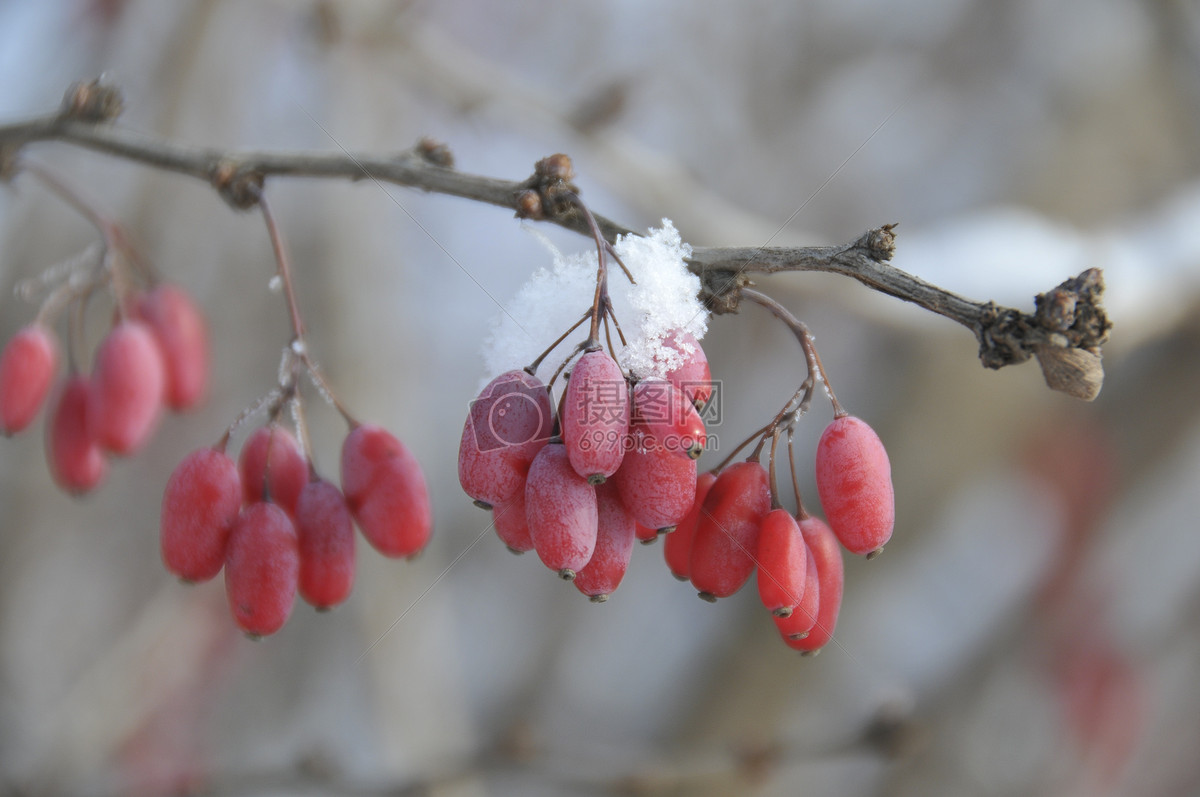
[611, 427, 697, 530]
[87, 319, 165, 455]
[239, 425, 308, 515]
[492, 488, 534, 553]
[664, 471, 716, 581]
[135, 284, 210, 411]
[786, 515, 844, 653]
[0, 324, 59, 435]
[458, 369, 553, 507]
[46, 376, 108, 493]
[224, 502, 299, 637]
[341, 423, 433, 558]
[525, 442, 598, 578]
[161, 446, 242, 582]
[815, 415, 894, 556]
[658, 330, 712, 408]
[756, 509, 808, 617]
[773, 545, 819, 643]
[689, 460, 771, 600]
[562, 350, 629, 483]
[631, 378, 705, 459]
[573, 481, 636, 601]
[295, 478, 356, 610]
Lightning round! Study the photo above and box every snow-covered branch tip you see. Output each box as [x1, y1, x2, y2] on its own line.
[0, 78, 1111, 399]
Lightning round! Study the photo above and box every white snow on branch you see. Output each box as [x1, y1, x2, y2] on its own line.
[481, 220, 707, 383]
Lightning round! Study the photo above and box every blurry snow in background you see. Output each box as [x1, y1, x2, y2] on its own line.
[0, 1, 1198, 795]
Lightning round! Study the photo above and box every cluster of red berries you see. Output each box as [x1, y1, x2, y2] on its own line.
[459, 331, 710, 600]
[0, 284, 209, 491]
[162, 421, 431, 637]
[459, 326, 895, 653]
[665, 414, 893, 652]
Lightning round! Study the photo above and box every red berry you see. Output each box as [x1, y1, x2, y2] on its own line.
[87, 319, 165, 455]
[340, 424, 432, 558]
[657, 330, 712, 408]
[689, 460, 770, 599]
[295, 479, 355, 610]
[239, 425, 308, 515]
[46, 376, 108, 493]
[525, 443, 598, 578]
[573, 481, 636, 601]
[161, 446, 242, 582]
[786, 516, 843, 653]
[631, 378, 705, 459]
[492, 488, 534, 553]
[224, 502, 299, 637]
[815, 415, 894, 556]
[458, 369, 553, 507]
[0, 324, 58, 435]
[756, 509, 808, 616]
[773, 544, 819, 643]
[664, 471, 716, 581]
[635, 522, 659, 544]
[562, 350, 629, 483]
[611, 427, 697, 530]
[135, 284, 210, 411]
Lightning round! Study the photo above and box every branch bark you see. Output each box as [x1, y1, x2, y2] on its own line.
[0, 81, 1111, 399]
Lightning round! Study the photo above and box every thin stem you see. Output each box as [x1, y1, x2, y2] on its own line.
[741, 287, 845, 417]
[768, 429, 782, 510]
[526, 310, 590, 375]
[788, 426, 808, 519]
[255, 190, 305, 341]
[711, 419, 775, 473]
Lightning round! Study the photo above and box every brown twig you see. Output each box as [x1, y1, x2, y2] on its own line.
[0, 83, 1112, 397]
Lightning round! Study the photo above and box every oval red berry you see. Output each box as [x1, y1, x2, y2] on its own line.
[525, 443, 598, 577]
[689, 461, 771, 599]
[161, 446, 242, 582]
[815, 415, 894, 556]
[135, 284, 210, 411]
[224, 502, 299, 637]
[87, 320, 165, 455]
[295, 478, 355, 609]
[239, 425, 309, 515]
[46, 376, 108, 493]
[0, 324, 58, 435]
[341, 424, 432, 558]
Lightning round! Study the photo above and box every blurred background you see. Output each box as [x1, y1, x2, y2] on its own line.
[1, 1, 1199, 795]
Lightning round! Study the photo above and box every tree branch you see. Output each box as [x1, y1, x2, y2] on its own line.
[0, 80, 1111, 399]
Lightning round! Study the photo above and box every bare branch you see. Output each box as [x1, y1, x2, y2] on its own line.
[0, 82, 1111, 398]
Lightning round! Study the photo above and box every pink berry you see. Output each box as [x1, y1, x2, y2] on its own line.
[815, 415, 894, 556]
[341, 424, 432, 558]
[562, 350, 629, 483]
[786, 516, 843, 653]
[635, 522, 659, 544]
[756, 509, 808, 617]
[458, 369, 553, 507]
[135, 284, 210, 411]
[46, 376, 108, 493]
[0, 324, 59, 435]
[631, 378, 705, 459]
[239, 425, 308, 515]
[664, 471, 716, 581]
[611, 426, 697, 530]
[492, 488, 534, 553]
[87, 319, 165, 455]
[773, 544, 819, 643]
[657, 330, 712, 407]
[295, 478, 355, 610]
[161, 446, 242, 582]
[573, 481, 636, 601]
[525, 443, 598, 578]
[689, 460, 771, 600]
[224, 502, 299, 637]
